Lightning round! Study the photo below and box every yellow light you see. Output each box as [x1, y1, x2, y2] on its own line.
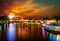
[8, 13, 15, 19]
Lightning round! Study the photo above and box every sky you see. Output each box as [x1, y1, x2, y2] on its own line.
[0, 0, 60, 19]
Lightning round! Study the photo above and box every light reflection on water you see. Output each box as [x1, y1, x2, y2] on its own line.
[49, 33, 60, 41]
[0, 25, 2, 31]
[0, 22, 60, 41]
[57, 35, 60, 41]
[49, 33, 57, 41]
[7, 23, 16, 41]
[42, 28, 45, 37]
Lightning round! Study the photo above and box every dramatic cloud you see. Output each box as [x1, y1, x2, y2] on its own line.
[4, 0, 54, 18]
[0, 0, 60, 19]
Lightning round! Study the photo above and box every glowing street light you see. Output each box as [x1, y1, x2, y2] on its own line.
[8, 13, 15, 19]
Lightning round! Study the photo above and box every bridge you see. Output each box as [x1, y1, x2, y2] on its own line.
[0, 20, 43, 31]
[0, 20, 42, 24]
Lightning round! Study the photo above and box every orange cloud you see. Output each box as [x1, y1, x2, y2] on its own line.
[4, 0, 54, 18]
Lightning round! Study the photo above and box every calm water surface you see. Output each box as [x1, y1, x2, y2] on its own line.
[0, 22, 60, 41]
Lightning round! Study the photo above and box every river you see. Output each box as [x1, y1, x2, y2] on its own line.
[0, 22, 60, 41]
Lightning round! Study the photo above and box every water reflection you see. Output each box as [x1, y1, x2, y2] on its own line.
[0, 25, 2, 31]
[7, 23, 16, 41]
[4, 24, 7, 29]
[42, 28, 48, 41]
[49, 33, 60, 41]
[0, 22, 60, 41]
[57, 35, 60, 41]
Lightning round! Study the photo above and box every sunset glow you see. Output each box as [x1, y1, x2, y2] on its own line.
[4, 0, 55, 19]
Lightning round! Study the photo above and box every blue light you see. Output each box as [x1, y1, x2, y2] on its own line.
[57, 35, 60, 41]
[49, 34, 57, 41]
[7, 23, 16, 41]
[46, 25, 60, 28]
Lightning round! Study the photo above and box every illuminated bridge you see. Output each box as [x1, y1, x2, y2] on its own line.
[0, 20, 42, 31]
[0, 20, 42, 24]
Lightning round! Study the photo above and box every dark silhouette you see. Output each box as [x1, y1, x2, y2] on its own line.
[0, 16, 8, 20]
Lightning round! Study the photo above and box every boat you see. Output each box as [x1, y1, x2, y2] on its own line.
[42, 22, 60, 34]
